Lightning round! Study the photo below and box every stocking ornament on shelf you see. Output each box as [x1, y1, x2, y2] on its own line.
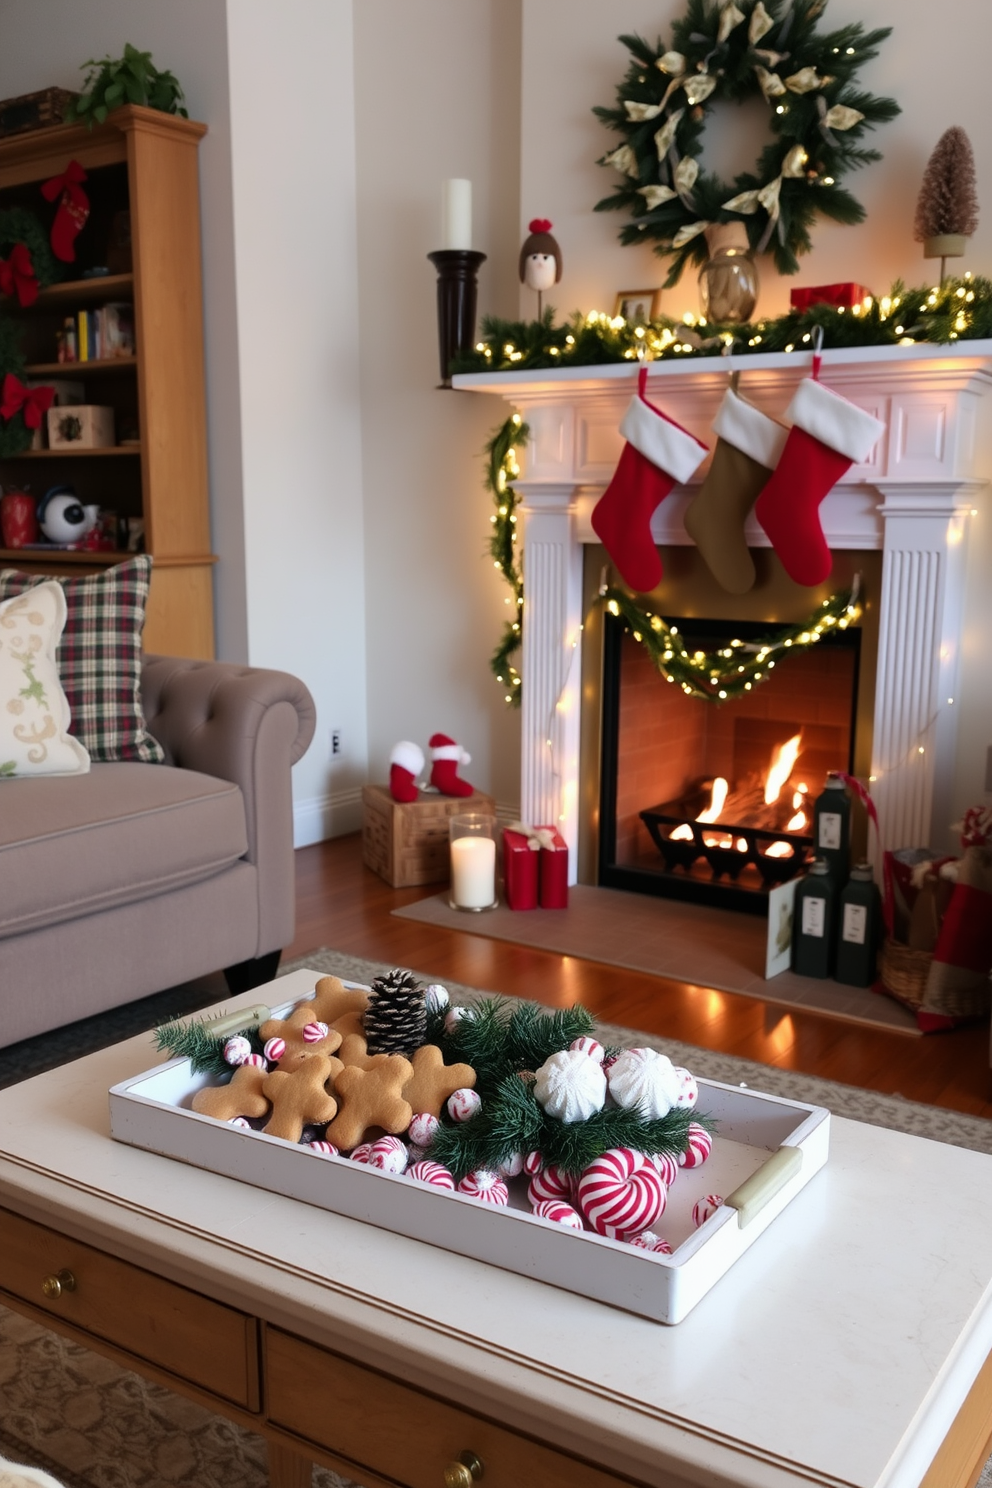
[754, 333, 885, 586]
[429, 732, 474, 796]
[41, 160, 90, 263]
[388, 740, 424, 803]
[591, 364, 708, 594]
[683, 376, 787, 594]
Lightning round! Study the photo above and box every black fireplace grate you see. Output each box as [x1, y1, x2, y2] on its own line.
[639, 801, 813, 888]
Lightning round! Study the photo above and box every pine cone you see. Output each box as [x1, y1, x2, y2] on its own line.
[364, 969, 427, 1056]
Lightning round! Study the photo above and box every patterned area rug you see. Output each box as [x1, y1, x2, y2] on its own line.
[1, 947, 990, 1488]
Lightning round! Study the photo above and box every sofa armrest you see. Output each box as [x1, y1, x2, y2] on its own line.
[140, 656, 317, 957]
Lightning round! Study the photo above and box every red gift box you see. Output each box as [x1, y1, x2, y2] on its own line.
[789, 282, 871, 313]
[537, 825, 569, 910]
[502, 828, 539, 911]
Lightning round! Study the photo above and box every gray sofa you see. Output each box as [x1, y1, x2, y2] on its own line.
[0, 655, 316, 1048]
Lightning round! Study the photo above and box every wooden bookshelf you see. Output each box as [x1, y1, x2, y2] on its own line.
[0, 107, 215, 658]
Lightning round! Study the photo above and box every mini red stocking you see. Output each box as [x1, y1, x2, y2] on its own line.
[754, 370, 884, 586]
[389, 740, 424, 803]
[591, 364, 707, 593]
[41, 160, 90, 263]
[429, 733, 474, 797]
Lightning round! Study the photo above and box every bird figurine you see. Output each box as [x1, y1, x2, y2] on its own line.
[519, 217, 562, 318]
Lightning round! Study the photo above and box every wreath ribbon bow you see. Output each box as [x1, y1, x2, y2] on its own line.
[0, 243, 39, 307]
[40, 158, 88, 206]
[0, 373, 55, 430]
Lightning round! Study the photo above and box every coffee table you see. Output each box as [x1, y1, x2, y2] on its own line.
[0, 969, 991, 1488]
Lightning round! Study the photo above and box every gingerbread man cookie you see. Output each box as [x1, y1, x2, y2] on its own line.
[402, 1044, 477, 1119]
[259, 1004, 343, 1071]
[309, 976, 368, 1029]
[192, 1064, 269, 1122]
[324, 1056, 413, 1151]
[336, 1031, 395, 1072]
[262, 1052, 339, 1142]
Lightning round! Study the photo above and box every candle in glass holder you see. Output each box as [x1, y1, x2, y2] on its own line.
[449, 812, 497, 910]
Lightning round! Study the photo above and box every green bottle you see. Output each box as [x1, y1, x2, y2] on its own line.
[813, 773, 851, 887]
[793, 859, 836, 978]
[835, 862, 882, 986]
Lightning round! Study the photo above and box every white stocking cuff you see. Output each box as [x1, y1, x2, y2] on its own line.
[713, 385, 788, 469]
[390, 740, 425, 775]
[786, 377, 885, 464]
[621, 389, 707, 483]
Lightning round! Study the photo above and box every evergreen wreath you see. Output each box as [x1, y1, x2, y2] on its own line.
[593, 0, 899, 284]
[0, 206, 63, 297]
[486, 413, 529, 706]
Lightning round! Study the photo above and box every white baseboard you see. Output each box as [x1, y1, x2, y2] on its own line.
[293, 790, 521, 849]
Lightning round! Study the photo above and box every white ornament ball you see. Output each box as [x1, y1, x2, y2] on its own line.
[607, 1048, 683, 1120]
[533, 1199, 584, 1230]
[447, 1087, 481, 1123]
[499, 1151, 524, 1179]
[692, 1194, 723, 1228]
[533, 1049, 607, 1124]
[408, 1160, 455, 1189]
[408, 1112, 440, 1148]
[369, 1135, 409, 1173]
[223, 1036, 252, 1066]
[424, 983, 450, 1013]
[444, 1006, 475, 1034]
[569, 1036, 605, 1064]
[458, 1169, 509, 1205]
[674, 1066, 698, 1108]
[309, 1139, 339, 1157]
[303, 1021, 329, 1043]
[263, 1037, 286, 1063]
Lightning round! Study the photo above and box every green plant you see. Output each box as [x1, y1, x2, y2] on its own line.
[66, 43, 188, 126]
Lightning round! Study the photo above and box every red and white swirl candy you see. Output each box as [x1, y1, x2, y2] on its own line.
[349, 1142, 374, 1164]
[368, 1135, 408, 1173]
[408, 1160, 455, 1189]
[607, 1048, 683, 1120]
[629, 1232, 673, 1255]
[680, 1122, 713, 1168]
[569, 1036, 605, 1064]
[534, 1049, 606, 1123]
[229, 1115, 252, 1129]
[302, 1020, 329, 1043]
[527, 1164, 574, 1208]
[692, 1194, 723, 1228]
[648, 1152, 679, 1187]
[447, 1087, 481, 1123]
[223, 1036, 252, 1066]
[308, 1139, 339, 1157]
[263, 1037, 286, 1063]
[242, 1052, 266, 1069]
[673, 1066, 698, 1108]
[407, 1112, 440, 1148]
[457, 1169, 509, 1206]
[524, 1150, 544, 1176]
[577, 1148, 667, 1239]
[533, 1199, 584, 1230]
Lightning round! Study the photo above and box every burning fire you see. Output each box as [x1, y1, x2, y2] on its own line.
[764, 734, 802, 805]
[667, 732, 811, 853]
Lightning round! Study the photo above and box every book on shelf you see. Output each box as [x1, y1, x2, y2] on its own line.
[57, 302, 136, 364]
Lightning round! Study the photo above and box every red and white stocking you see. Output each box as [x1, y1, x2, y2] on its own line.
[389, 740, 424, 803]
[591, 365, 707, 593]
[754, 368, 884, 587]
[429, 733, 474, 797]
[41, 160, 90, 264]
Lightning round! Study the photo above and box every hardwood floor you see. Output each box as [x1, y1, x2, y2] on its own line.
[285, 834, 992, 1120]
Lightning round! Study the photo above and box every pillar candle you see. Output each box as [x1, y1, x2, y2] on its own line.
[450, 835, 495, 909]
[441, 178, 472, 250]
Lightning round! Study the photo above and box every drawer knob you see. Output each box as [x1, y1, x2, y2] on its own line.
[444, 1451, 483, 1488]
[42, 1269, 76, 1300]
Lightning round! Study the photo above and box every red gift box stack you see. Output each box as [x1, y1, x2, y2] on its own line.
[502, 824, 569, 910]
[789, 282, 871, 313]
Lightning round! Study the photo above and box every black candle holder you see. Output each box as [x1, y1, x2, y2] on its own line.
[427, 248, 487, 388]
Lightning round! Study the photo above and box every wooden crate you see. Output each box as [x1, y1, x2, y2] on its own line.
[362, 784, 497, 888]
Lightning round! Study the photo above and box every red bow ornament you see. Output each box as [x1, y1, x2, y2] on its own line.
[0, 243, 39, 307]
[0, 374, 55, 430]
[41, 159, 90, 263]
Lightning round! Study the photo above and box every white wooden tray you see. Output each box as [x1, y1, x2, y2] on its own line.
[109, 971, 830, 1323]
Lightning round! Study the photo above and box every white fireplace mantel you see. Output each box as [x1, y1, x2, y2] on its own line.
[453, 341, 992, 881]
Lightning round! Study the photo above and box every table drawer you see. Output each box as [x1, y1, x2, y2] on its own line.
[0, 1207, 258, 1409]
[267, 1326, 638, 1488]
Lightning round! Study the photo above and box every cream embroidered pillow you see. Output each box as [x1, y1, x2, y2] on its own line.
[0, 582, 90, 778]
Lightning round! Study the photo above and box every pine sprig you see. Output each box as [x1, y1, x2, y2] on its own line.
[429, 999, 595, 1099]
[154, 1015, 263, 1076]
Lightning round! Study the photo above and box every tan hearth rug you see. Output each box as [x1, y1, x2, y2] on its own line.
[394, 884, 919, 1034]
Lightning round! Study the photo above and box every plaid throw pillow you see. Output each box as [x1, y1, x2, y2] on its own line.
[0, 555, 165, 763]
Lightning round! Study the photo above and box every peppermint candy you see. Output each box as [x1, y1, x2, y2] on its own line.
[674, 1066, 698, 1108]
[444, 1006, 475, 1034]
[533, 1049, 607, 1123]
[692, 1194, 723, 1228]
[607, 1048, 683, 1120]
[308, 1139, 339, 1157]
[424, 983, 450, 1013]
[569, 1036, 605, 1064]
[577, 1148, 667, 1240]
[627, 1233, 673, 1255]
[680, 1122, 713, 1168]
[350, 1142, 374, 1164]
[242, 1052, 266, 1069]
[648, 1152, 679, 1188]
[527, 1164, 574, 1207]
[228, 1116, 252, 1129]
[447, 1087, 481, 1123]
[223, 1036, 252, 1066]
[302, 1021, 329, 1043]
[499, 1151, 524, 1179]
[263, 1037, 286, 1063]
[533, 1199, 584, 1230]
[369, 1135, 408, 1173]
[524, 1150, 544, 1176]
[407, 1112, 440, 1148]
[458, 1169, 509, 1205]
[408, 1160, 456, 1189]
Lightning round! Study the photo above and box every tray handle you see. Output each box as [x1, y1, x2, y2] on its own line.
[200, 1003, 271, 1039]
[725, 1145, 803, 1228]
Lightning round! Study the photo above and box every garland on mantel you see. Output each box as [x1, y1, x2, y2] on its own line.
[453, 273, 992, 377]
[484, 409, 862, 707]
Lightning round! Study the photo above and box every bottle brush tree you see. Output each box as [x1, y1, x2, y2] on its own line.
[914, 126, 979, 281]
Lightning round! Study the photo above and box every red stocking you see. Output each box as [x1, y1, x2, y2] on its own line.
[591, 365, 707, 593]
[41, 160, 90, 264]
[389, 740, 424, 803]
[429, 733, 474, 797]
[754, 365, 884, 586]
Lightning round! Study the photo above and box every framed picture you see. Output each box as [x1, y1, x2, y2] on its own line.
[614, 288, 662, 323]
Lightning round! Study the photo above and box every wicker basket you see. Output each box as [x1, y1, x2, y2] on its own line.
[879, 936, 932, 1012]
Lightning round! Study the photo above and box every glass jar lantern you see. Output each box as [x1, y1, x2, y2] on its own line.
[698, 222, 759, 323]
[449, 813, 498, 911]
